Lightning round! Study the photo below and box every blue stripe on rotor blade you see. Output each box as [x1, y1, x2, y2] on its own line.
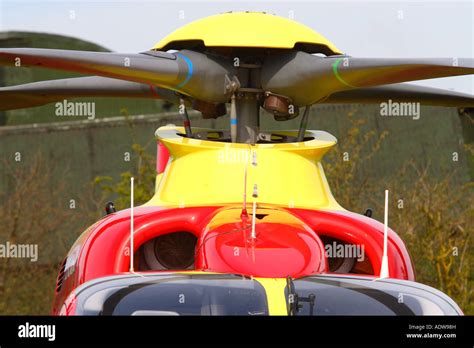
[175, 53, 193, 89]
[230, 119, 237, 125]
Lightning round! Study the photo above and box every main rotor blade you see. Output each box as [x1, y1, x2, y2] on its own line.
[321, 83, 474, 107]
[0, 48, 235, 103]
[0, 76, 182, 111]
[262, 52, 474, 105]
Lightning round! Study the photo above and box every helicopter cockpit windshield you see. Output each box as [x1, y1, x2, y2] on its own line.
[72, 274, 269, 316]
[285, 275, 463, 316]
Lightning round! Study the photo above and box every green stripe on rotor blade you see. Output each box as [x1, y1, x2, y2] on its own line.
[332, 58, 356, 88]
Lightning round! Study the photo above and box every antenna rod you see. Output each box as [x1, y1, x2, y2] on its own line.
[130, 177, 134, 272]
[241, 151, 249, 217]
[379, 189, 389, 278]
[251, 150, 258, 239]
[251, 184, 258, 239]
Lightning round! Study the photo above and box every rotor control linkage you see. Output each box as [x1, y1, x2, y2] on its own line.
[296, 105, 311, 142]
[179, 98, 193, 138]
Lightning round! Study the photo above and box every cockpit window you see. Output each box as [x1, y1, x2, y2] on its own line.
[286, 276, 461, 316]
[76, 274, 268, 316]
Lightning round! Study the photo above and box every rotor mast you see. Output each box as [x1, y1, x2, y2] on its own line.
[232, 61, 262, 144]
[234, 91, 260, 143]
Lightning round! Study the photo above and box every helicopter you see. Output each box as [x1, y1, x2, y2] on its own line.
[0, 12, 472, 316]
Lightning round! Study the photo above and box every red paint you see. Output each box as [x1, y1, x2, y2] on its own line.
[196, 209, 327, 278]
[52, 204, 415, 314]
[289, 208, 415, 281]
[52, 206, 220, 314]
[156, 141, 170, 174]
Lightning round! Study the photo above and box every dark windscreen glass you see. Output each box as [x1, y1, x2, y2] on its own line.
[81, 277, 268, 316]
[290, 278, 417, 315]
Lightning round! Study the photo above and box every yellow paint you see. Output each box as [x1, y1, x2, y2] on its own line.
[255, 277, 288, 315]
[144, 126, 344, 211]
[155, 172, 164, 192]
[205, 206, 311, 231]
[153, 12, 341, 55]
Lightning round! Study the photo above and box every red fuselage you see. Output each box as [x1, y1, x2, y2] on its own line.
[52, 205, 414, 314]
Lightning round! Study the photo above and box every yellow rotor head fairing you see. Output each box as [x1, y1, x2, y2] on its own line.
[145, 126, 343, 211]
[153, 12, 342, 55]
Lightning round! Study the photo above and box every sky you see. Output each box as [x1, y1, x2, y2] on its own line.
[0, 0, 472, 93]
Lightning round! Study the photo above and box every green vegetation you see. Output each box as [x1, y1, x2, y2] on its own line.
[93, 110, 157, 210]
[324, 113, 473, 314]
[2, 111, 471, 315]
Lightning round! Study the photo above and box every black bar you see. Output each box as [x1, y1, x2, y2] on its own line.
[0, 316, 472, 346]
